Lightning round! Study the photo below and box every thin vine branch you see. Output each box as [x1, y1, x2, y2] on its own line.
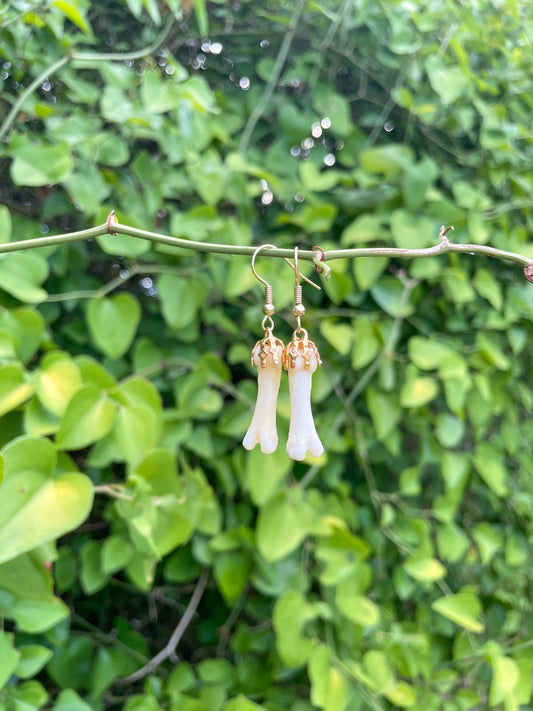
[238, 0, 306, 154]
[116, 568, 209, 685]
[0, 17, 175, 142]
[2, 216, 532, 277]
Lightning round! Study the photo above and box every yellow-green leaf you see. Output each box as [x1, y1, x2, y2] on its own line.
[400, 377, 438, 407]
[432, 590, 484, 633]
[56, 386, 117, 450]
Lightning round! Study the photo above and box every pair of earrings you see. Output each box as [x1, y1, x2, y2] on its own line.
[243, 245, 324, 461]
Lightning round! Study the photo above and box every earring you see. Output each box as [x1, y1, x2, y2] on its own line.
[243, 245, 285, 454]
[283, 247, 324, 461]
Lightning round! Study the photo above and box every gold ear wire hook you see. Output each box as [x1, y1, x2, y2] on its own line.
[251, 243, 321, 294]
[291, 246, 307, 330]
[251, 243, 277, 321]
[251, 244, 277, 288]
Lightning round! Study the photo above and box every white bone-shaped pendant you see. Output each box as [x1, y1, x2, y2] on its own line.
[243, 330, 284, 454]
[283, 329, 324, 461]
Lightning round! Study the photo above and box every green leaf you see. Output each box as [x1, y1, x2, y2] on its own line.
[10, 135, 73, 186]
[442, 268, 476, 304]
[63, 164, 110, 215]
[223, 695, 267, 711]
[141, 69, 181, 113]
[319, 321, 353, 355]
[472, 442, 508, 496]
[158, 274, 208, 330]
[53, 689, 94, 711]
[15, 645, 53, 679]
[96, 231, 151, 257]
[245, 445, 292, 506]
[80, 540, 108, 594]
[87, 294, 141, 359]
[48, 637, 93, 691]
[0, 554, 69, 632]
[342, 214, 388, 245]
[113, 403, 160, 468]
[56, 386, 117, 450]
[475, 332, 510, 370]
[75, 356, 117, 390]
[401, 157, 438, 210]
[309, 645, 350, 711]
[0, 632, 20, 691]
[336, 588, 380, 627]
[35, 354, 82, 416]
[371, 277, 415, 317]
[441, 451, 470, 497]
[281, 204, 338, 232]
[256, 490, 314, 562]
[100, 535, 134, 576]
[341, 214, 389, 246]
[91, 647, 125, 697]
[437, 524, 469, 563]
[213, 551, 253, 604]
[95, 132, 130, 166]
[193, 0, 209, 36]
[408, 336, 453, 370]
[135, 448, 181, 496]
[52, 0, 93, 34]
[4, 307, 45, 363]
[0, 252, 49, 303]
[351, 320, 381, 369]
[300, 161, 340, 192]
[100, 85, 135, 124]
[367, 388, 401, 441]
[0, 436, 94, 564]
[187, 151, 225, 206]
[432, 590, 484, 633]
[0, 205, 11, 244]
[426, 56, 467, 104]
[435, 413, 464, 448]
[390, 210, 435, 249]
[273, 591, 318, 668]
[404, 555, 446, 582]
[353, 256, 389, 290]
[472, 523, 502, 565]
[489, 656, 519, 706]
[360, 144, 413, 178]
[400, 376, 438, 407]
[361, 649, 395, 691]
[474, 268, 502, 311]
[385, 682, 416, 708]
[312, 88, 352, 136]
[0, 363, 34, 417]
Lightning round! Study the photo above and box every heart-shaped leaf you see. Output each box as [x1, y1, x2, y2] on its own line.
[87, 294, 141, 359]
[0, 253, 49, 303]
[10, 134, 73, 186]
[0, 437, 94, 564]
[0, 363, 34, 417]
[56, 386, 117, 450]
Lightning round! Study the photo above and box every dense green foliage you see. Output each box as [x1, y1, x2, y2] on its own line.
[1, 0, 533, 709]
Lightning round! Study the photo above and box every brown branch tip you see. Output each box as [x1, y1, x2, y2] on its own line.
[524, 264, 533, 283]
[107, 210, 118, 236]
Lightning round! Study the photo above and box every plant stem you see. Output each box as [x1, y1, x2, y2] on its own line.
[116, 568, 209, 684]
[238, 0, 306, 154]
[1, 219, 532, 271]
[0, 18, 175, 141]
[0, 55, 70, 142]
